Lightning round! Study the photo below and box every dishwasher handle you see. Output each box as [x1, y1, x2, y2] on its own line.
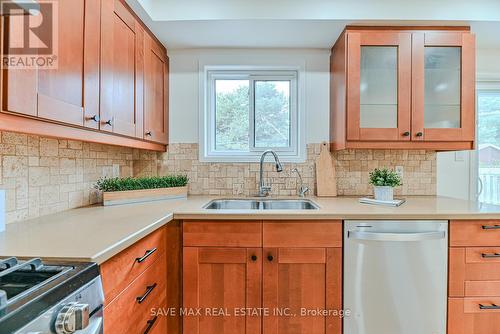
[348, 230, 446, 242]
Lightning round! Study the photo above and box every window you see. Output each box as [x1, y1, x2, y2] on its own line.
[476, 86, 500, 204]
[201, 68, 303, 162]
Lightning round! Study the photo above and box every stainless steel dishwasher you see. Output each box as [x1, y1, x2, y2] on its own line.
[344, 220, 448, 334]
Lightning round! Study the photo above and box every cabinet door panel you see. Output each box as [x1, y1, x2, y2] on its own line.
[144, 34, 168, 144]
[83, 0, 101, 129]
[183, 247, 262, 334]
[3, 0, 99, 126]
[412, 32, 475, 142]
[100, 0, 142, 137]
[347, 32, 411, 141]
[37, 0, 84, 125]
[263, 247, 342, 334]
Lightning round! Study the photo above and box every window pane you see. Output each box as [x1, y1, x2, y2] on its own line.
[360, 46, 398, 128]
[478, 91, 500, 204]
[424, 47, 461, 128]
[215, 79, 249, 151]
[254, 80, 291, 148]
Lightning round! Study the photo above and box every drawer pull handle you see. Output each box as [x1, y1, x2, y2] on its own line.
[482, 253, 500, 258]
[136, 283, 157, 304]
[482, 225, 500, 230]
[479, 303, 500, 310]
[136, 248, 157, 263]
[143, 316, 158, 334]
[251, 255, 257, 261]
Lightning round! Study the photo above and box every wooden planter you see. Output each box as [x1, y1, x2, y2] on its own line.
[102, 186, 188, 206]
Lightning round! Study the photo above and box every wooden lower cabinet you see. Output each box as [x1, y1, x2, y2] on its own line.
[101, 226, 168, 333]
[182, 220, 343, 334]
[104, 254, 167, 333]
[449, 298, 500, 334]
[183, 247, 262, 334]
[449, 220, 500, 333]
[263, 247, 342, 334]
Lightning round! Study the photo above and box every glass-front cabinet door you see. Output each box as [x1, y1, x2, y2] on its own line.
[346, 32, 412, 141]
[411, 32, 475, 142]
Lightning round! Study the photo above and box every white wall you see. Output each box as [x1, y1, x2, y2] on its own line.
[168, 48, 331, 144]
[437, 48, 500, 200]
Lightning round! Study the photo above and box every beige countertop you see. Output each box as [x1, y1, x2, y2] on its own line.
[1, 195, 500, 264]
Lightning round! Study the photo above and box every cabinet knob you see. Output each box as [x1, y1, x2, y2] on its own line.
[145, 131, 152, 137]
[251, 255, 257, 261]
[86, 115, 100, 122]
[402, 131, 410, 137]
[267, 255, 274, 262]
[104, 119, 113, 126]
[416, 132, 423, 137]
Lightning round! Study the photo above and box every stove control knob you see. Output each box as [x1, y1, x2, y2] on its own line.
[55, 302, 90, 334]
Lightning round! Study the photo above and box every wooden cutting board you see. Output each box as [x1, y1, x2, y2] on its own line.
[315, 142, 337, 197]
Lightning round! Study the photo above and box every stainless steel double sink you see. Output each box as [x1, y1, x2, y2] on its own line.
[203, 199, 319, 210]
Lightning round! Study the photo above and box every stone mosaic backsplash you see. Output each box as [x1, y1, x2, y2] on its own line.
[140, 143, 436, 198]
[0, 131, 135, 223]
[0, 131, 436, 224]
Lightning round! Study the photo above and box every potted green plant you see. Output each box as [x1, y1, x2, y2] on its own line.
[95, 175, 188, 206]
[368, 168, 402, 201]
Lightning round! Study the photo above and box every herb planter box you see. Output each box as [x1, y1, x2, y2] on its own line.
[103, 186, 188, 206]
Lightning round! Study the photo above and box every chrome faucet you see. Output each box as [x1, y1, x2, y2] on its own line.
[292, 168, 309, 197]
[258, 150, 283, 197]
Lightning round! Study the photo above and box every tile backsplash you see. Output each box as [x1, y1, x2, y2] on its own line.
[0, 131, 436, 224]
[152, 143, 436, 197]
[0, 131, 135, 223]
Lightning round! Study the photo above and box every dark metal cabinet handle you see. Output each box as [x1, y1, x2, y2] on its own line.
[136, 283, 157, 304]
[135, 248, 157, 263]
[482, 225, 500, 230]
[104, 119, 113, 126]
[267, 255, 274, 262]
[251, 255, 257, 261]
[415, 132, 423, 137]
[143, 316, 158, 334]
[482, 253, 500, 258]
[479, 303, 500, 310]
[402, 131, 410, 137]
[145, 131, 152, 137]
[86, 115, 100, 122]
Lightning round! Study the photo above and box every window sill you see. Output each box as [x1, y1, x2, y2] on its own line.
[199, 153, 307, 164]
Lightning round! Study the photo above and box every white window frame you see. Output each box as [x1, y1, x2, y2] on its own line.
[199, 65, 306, 162]
[470, 78, 500, 201]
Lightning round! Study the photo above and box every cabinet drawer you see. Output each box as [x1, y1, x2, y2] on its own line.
[448, 298, 500, 334]
[450, 248, 500, 297]
[145, 314, 167, 334]
[104, 253, 166, 333]
[451, 220, 500, 247]
[183, 221, 262, 247]
[466, 281, 500, 297]
[263, 221, 342, 247]
[101, 227, 166, 304]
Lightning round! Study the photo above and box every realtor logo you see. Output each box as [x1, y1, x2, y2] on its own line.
[1, 0, 58, 69]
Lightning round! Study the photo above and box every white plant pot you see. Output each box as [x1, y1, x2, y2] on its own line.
[373, 186, 394, 201]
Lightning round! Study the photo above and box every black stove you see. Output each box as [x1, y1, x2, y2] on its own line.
[0, 257, 103, 334]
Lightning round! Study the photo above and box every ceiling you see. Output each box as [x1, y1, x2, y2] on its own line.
[126, 0, 500, 49]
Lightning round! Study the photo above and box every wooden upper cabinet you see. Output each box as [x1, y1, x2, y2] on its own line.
[411, 31, 476, 142]
[346, 31, 412, 142]
[1, 0, 168, 151]
[100, 0, 143, 138]
[2, 0, 100, 127]
[144, 34, 169, 144]
[330, 26, 475, 151]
